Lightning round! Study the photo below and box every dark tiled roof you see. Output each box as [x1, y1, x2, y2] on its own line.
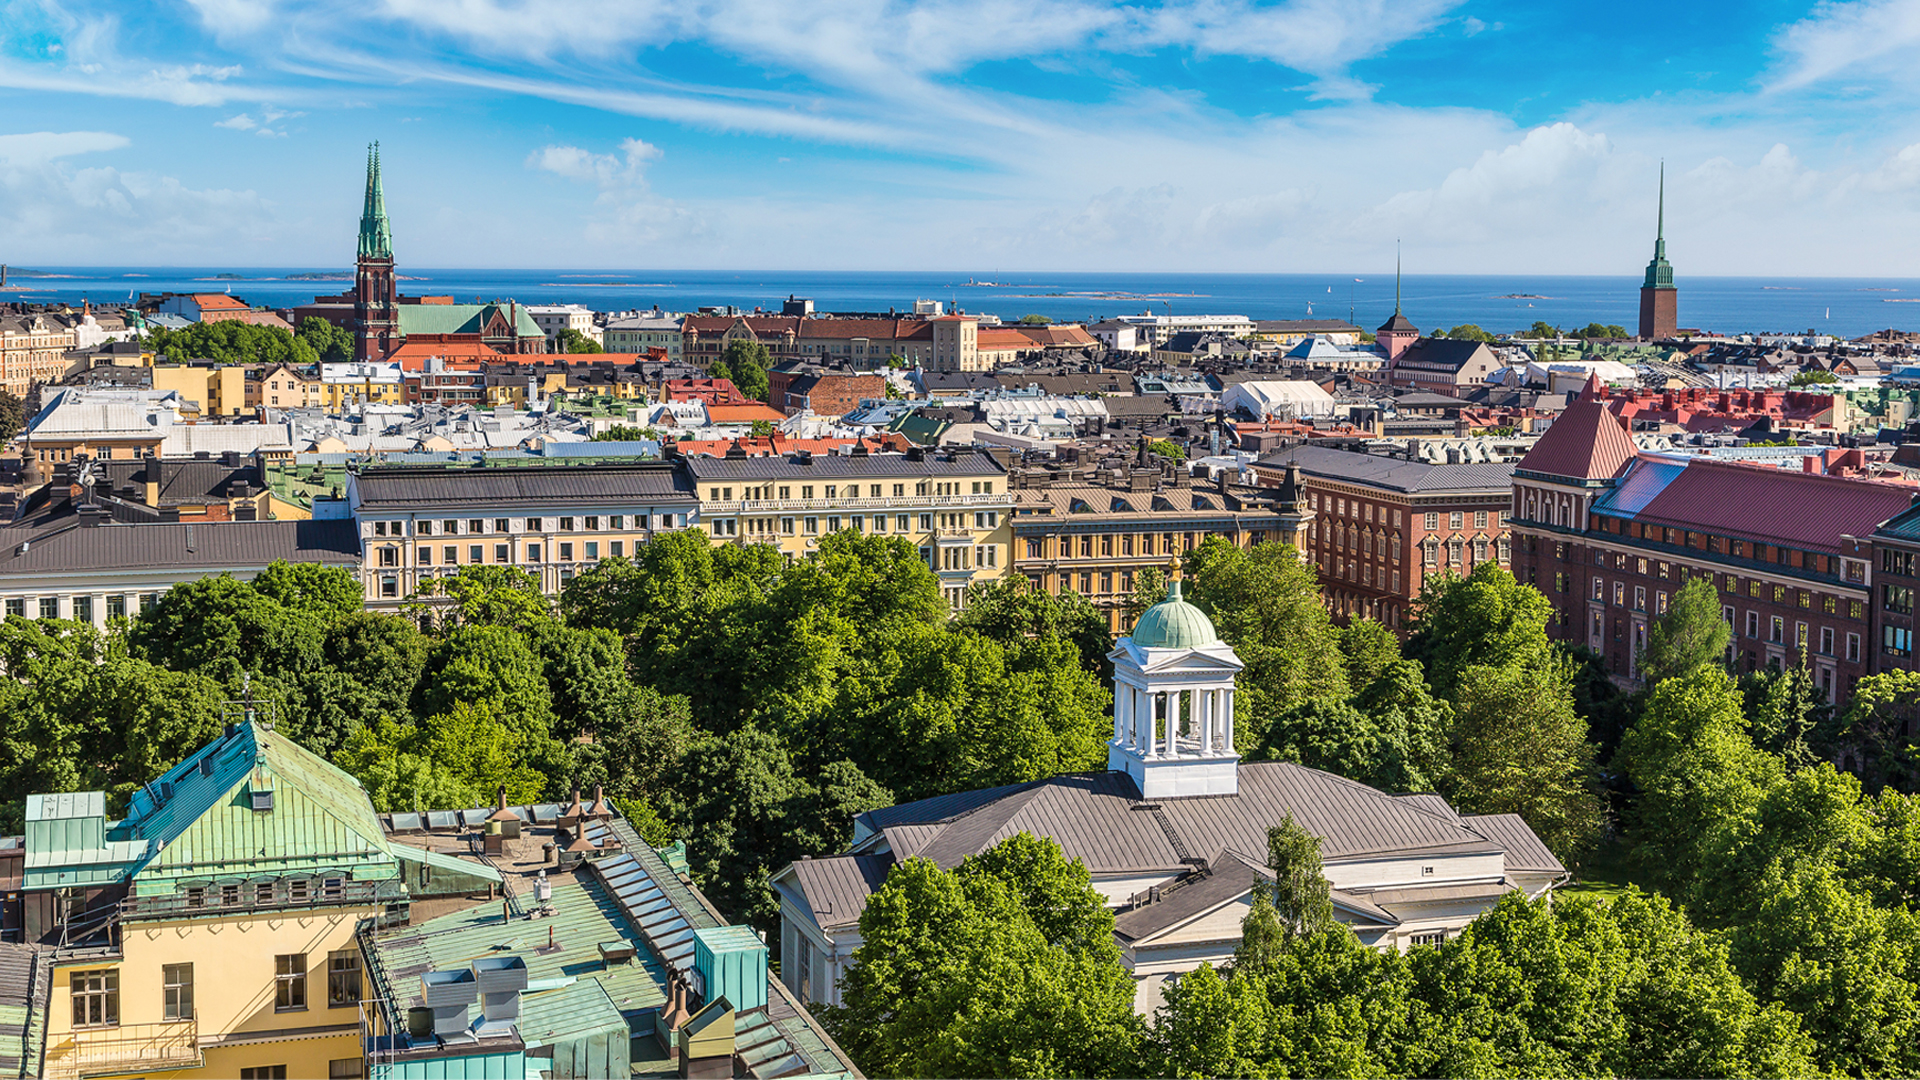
[1514, 397, 1636, 480]
[1377, 311, 1417, 334]
[1393, 338, 1487, 371]
[1257, 445, 1513, 494]
[352, 463, 695, 508]
[682, 449, 1004, 481]
[0, 519, 359, 578]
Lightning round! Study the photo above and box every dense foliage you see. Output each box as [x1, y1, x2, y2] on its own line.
[6, 527, 1920, 1077]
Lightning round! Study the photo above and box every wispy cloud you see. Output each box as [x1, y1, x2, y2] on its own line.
[1770, 0, 1920, 92]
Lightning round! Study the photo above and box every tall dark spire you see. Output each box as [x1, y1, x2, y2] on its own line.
[357, 141, 393, 261]
[1394, 240, 1402, 315]
[1643, 162, 1672, 290]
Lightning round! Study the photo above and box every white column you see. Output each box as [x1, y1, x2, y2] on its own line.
[1200, 689, 1214, 753]
[1165, 692, 1179, 757]
[1223, 688, 1235, 752]
[1113, 683, 1126, 742]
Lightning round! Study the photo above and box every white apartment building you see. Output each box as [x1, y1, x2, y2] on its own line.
[603, 313, 684, 359]
[1113, 313, 1257, 347]
[526, 304, 601, 349]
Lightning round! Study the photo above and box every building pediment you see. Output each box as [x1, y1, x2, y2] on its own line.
[1109, 638, 1245, 675]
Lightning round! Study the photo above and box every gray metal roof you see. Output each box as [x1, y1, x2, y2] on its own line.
[351, 463, 696, 509]
[1257, 444, 1514, 494]
[784, 854, 895, 931]
[1460, 813, 1566, 875]
[1113, 850, 1265, 943]
[0, 519, 359, 578]
[807, 763, 1549, 938]
[682, 449, 1004, 481]
[0, 943, 52, 1080]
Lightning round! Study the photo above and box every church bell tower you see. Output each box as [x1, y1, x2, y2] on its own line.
[1109, 582, 1244, 799]
[1638, 163, 1677, 340]
[354, 142, 398, 361]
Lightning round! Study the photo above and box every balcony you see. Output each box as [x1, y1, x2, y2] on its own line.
[703, 492, 1006, 514]
[47, 1020, 202, 1079]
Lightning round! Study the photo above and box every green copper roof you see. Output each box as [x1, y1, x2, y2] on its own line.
[396, 302, 541, 338]
[359, 141, 394, 260]
[1129, 580, 1218, 649]
[1643, 163, 1673, 291]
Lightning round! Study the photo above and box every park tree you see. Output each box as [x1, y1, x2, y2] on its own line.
[1448, 656, 1606, 861]
[827, 835, 1143, 1079]
[0, 389, 25, 443]
[1638, 576, 1730, 686]
[1182, 538, 1348, 748]
[956, 575, 1112, 676]
[1406, 562, 1553, 703]
[1267, 811, 1334, 937]
[662, 726, 889, 928]
[555, 327, 602, 353]
[1824, 668, 1920, 791]
[721, 339, 772, 401]
[1618, 665, 1783, 894]
[296, 316, 353, 362]
[1441, 324, 1494, 342]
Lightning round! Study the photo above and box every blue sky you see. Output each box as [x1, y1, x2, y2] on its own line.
[4, 0, 1920, 272]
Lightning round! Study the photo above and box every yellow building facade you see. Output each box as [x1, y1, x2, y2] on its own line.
[684, 447, 1013, 608]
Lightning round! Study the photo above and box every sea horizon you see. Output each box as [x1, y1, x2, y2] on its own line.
[8, 267, 1920, 339]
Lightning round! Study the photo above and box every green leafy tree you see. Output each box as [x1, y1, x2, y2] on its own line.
[1743, 658, 1822, 773]
[721, 339, 772, 401]
[1789, 369, 1841, 385]
[827, 836, 1143, 1079]
[1824, 668, 1920, 791]
[296, 316, 353, 362]
[1183, 538, 1348, 749]
[1441, 324, 1494, 342]
[1618, 665, 1783, 894]
[1449, 656, 1606, 861]
[1639, 576, 1730, 686]
[555, 328, 602, 353]
[1146, 438, 1186, 459]
[1406, 561, 1554, 703]
[0, 389, 25, 443]
[1123, 565, 1172, 626]
[955, 575, 1112, 677]
[1267, 811, 1334, 937]
[661, 726, 889, 928]
[592, 425, 653, 442]
[426, 565, 552, 631]
[146, 320, 320, 367]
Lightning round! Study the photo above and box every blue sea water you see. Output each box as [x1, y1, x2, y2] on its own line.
[7, 267, 1920, 339]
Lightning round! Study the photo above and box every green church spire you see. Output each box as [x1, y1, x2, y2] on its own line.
[1643, 162, 1673, 290]
[357, 142, 393, 260]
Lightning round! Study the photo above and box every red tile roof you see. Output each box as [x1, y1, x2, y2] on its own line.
[1627, 457, 1914, 556]
[1517, 396, 1636, 480]
[188, 293, 252, 311]
[705, 403, 788, 424]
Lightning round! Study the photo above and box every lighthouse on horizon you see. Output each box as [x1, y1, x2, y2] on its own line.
[1638, 164, 1678, 340]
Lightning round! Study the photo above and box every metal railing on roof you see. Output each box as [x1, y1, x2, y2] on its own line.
[120, 877, 405, 921]
[702, 492, 1006, 514]
[44, 1019, 201, 1080]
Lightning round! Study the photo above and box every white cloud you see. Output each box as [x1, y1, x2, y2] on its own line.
[1771, 0, 1920, 91]
[215, 112, 257, 129]
[0, 130, 276, 261]
[525, 136, 703, 247]
[0, 130, 130, 164]
[1366, 122, 1614, 241]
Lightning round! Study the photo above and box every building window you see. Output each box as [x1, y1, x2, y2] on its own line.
[4, 598, 21, 618]
[1026, 538, 1044, 558]
[1820, 626, 1835, 655]
[1613, 582, 1625, 607]
[494, 544, 510, 563]
[241, 1068, 288, 1080]
[585, 542, 599, 559]
[1656, 590, 1668, 616]
[71, 969, 117, 1027]
[330, 1060, 366, 1079]
[1770, 616, 1785, 644]
[378, 547, 398, 567]
[1848, 632, 1862, 661]
[163, 963, 193, 1021]
[470, 519, 486, 535]
[276, 954, 307, 1011]
[1884, 625, 1912, 657]
[1746, 611, 1759, 639]
[417, 547, 431, 566]
[1886, 584, 1914, 615]
[444, 520, 459, 535]
[1634, 586, 1647, 611]
[1449, 512, 1463, 529]
[379, 578, 398, 599]
[1474, 511, 1487, 528]
[1424, 512, 1438, 531]
[72, 596, 92, 623]
[328, 951, 360, 1007]
[560, 517, 575, 531]
[559, 542, 573, 561]
[1409, 931, 1446, 947]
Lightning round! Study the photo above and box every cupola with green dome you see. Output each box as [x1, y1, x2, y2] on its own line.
[1109, 578, 1245, 799]
[1129, 580, 1218, 649]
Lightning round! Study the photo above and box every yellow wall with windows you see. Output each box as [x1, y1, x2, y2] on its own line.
[43, 906, 374, 1080]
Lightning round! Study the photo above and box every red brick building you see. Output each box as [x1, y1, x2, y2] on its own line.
[1509, 386, 1907, 701]
[770, 369, 886, 418]
[1253, 445, 1514, 632]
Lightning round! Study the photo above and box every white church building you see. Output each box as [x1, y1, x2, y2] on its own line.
[771, 583, 1569, 1015]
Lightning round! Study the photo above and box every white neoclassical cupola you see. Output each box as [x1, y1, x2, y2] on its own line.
[1108, 580, 1244, 799]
